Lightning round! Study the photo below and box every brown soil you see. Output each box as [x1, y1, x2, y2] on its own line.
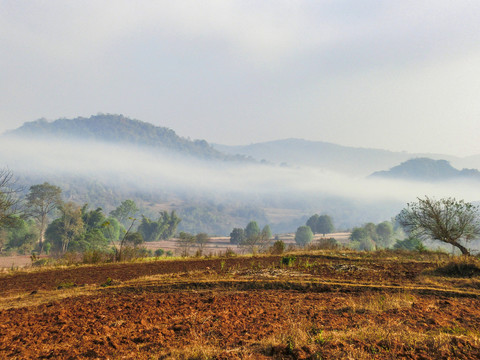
[1, 252, 479, 359]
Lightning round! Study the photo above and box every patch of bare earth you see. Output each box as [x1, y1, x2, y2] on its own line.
[1, 253, 479, 359]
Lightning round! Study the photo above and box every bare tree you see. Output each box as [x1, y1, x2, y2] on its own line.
[195, 232, 210, 255]
[240, 232, 271, 254]
[397, 196, 480, 255]
[177, 231, 196, 257]
[0, 169, 23, 228]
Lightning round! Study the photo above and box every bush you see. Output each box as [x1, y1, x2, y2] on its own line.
[394, 237, 426, 251]
[117, 246, 149, 261]
[281, 255, 296, 266]
[31, 258, 50, 267]
[100, 277, 115, 287]
[83, 249, 113, 264]
[224, 247, 236, 257]
[308, 238, 339, 250]
[155, 248, 165, 257]
[271, 240, 286, 254]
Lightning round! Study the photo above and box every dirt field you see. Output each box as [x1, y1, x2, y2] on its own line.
[1, 251, 479, 359]
[141, 232, 351, 258]
[0, 255, 38, 269]
[0, 233, 350, 269]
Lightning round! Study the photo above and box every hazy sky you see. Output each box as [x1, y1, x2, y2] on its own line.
[1, 1, 480, 156]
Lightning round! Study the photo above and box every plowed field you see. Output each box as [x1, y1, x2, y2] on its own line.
[1, 252, 480, 359]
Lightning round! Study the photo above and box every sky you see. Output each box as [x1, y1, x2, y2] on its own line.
[1, 1, 480, 156]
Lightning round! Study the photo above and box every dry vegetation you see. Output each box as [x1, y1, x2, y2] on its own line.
[1, 250, 480, 359]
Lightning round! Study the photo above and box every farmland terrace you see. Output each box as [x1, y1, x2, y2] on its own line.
[1, 250, 480, 359]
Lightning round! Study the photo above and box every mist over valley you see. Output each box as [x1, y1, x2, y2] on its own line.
[2, 114, 480, 235]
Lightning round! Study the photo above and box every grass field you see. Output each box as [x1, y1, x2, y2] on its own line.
[1, 249, 480, 359]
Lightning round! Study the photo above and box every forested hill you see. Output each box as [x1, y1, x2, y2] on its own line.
[370, 158, 480, 182]
[5, 114, 237, 160]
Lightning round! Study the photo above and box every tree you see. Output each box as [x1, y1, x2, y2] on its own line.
[110, 200, 139, 227]
[261, 225, 272, 239]
[177, 231, 196, 257]
[317, 215, 334, 237]
[45, 202, 84, 254]
[240, 231, 270, 254]
[26, 182, 62, 253]
[115, 218, 137, 261]
[137, 215, 163, 242]
[376, 221, 394, 248]
[230, 228, 245, 244]
[0, 169, 23, 228]
[350, 227, 368, 242]
[349, 226, 376, 251]
[245, 221, 260, 239]
[394, 237, 425, 251]
[124, 231, 144, 247]
[137, 211, 181, 242]
[363, 222, 377, 241]
[159, 210, 181, 240]
[397, 196, 480, 255]
[195, 232, 210, 254]
[295, 225, 313, 246]
[82, 205, 106, 232]
[5, 218, 38, 254]
[101, 217, 124, 243]
[306, 214, 320, 234]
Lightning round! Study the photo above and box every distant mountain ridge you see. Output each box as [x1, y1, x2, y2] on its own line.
[370, 158, 480, 182]
[5, 114, 237, 160]
[214, 139, 461, 176]
[6, 115, 480, 176]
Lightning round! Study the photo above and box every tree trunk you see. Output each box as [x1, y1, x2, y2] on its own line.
[452, 241, 470, 256]
[39, 228, 45, 254]
[38, 215, 47, 255]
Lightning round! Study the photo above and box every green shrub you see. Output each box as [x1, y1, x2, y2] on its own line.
[394, 237, 426, 251]
[57, 281, 76, 290]
[281, 255, 296, 266]
[83, 249, 112, 264]
[100, 277, 114, 287]
[271, 240, 286, 254]
[309, 238, 339, 250]
[32, 258, 50, 267]
[222, 247, 236, 257]
[155, 248, 165, 257]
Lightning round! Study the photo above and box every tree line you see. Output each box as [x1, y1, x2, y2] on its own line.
[0, 173, 182, 258]
[3, 169, 480, 257]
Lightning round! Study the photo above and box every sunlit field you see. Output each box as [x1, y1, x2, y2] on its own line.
[1, 249, 480, 359]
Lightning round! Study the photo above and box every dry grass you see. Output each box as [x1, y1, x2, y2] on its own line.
[0, 284, 98, 310]
[343, 291, 416, 313]
[3, 250, 480, 359]
[257, 314, 480, 359]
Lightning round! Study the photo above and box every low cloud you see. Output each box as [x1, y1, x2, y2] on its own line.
[2, 137, 479, 207]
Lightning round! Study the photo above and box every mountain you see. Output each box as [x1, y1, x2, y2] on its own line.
[213, 139, 460, 176]
[3, 115, 480, 234]
[370, 158, 480, 182]
[5, 114, 238, 161]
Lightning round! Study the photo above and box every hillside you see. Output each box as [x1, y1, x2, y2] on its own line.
[3, 115, 479, 235]
[214, 138, 460, 176]
[5, 114, 237, 161]
[370, 158, 480, 182]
